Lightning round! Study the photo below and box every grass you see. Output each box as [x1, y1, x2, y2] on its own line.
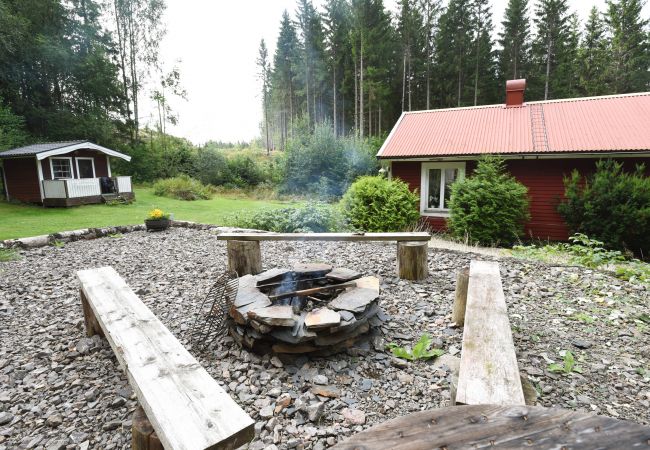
[0, 187, 297, 240]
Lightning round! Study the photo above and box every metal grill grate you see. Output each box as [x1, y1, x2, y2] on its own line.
[188, 271, 238, 352]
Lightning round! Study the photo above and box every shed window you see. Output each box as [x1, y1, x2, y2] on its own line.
[420, 162, 465, 216]
[51, 158, 73, 179]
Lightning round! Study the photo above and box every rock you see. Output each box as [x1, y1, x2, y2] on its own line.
[102, 420, 121, 431]
[432, 354, 460, 373]
[270, 356, 283, 368]
[360, 379, 373, 391]
[341, 408, 366, 425]
[312, 375, 328, 385]
[46, 440, 67, 450]
[17, 235, 49, 248]
[390, 357, 408, 368]
[46, 414, 63, 428]
[0, 413, 12, 426]
[259, 405, 274, 419]
[572, 339, 592, 349]
[520, 376, 538, 405]
[306, 402, 325, 422]
[311, 385, 341, 398]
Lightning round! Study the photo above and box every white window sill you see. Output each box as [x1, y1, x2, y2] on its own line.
[421, 210, 450, 218]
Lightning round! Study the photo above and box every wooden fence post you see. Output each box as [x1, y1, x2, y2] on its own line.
[132, 406, 164, 450]
[451, 268, 470, 327]
[396, 241, 429, 280]
[227, 240, 262, 276]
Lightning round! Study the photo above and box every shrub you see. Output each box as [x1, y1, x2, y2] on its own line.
[194, 148, 229, 186]
[340, 176, 420, 232]
[152, 175, 213, 200]
[282, 123, 378, 199]
[448, 156, 530, 246]
[232, 202, 344, 232]
[226, 154, 265, 188]
[558, 160, 650, 257]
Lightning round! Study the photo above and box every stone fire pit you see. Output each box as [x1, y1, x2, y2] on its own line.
[228, 264, 381, 355]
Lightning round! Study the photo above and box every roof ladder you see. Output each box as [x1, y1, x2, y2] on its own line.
[529, 104, 549, 152]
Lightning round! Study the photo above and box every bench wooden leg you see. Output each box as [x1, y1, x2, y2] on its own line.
[451, 268, 470, 326]
[132, 406, 164, 450]
[80, 289, 104, 338]
[227, 240, 262, 275]
[396, 241, 428, 280]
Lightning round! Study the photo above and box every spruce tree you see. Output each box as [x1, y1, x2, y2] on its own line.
[498, 0, 530, 82]
[579, 7, 611, 96]
[605, 0, 650, 93]
[417, 0, 442, 109]
[470, 0, 498, 105]
[531, 0, 572, 100]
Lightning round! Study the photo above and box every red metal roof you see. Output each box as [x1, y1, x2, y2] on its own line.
[378, 92, 650, 158]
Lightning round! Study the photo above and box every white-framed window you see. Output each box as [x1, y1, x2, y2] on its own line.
[420, 162, 466, 216]
[75, 157, 96, 179]
[50, 157, 73, 179]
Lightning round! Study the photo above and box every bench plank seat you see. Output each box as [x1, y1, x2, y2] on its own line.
[77, 267, 254, 450]
[216, 232, 431, 242]
[455, 260, 525, 406]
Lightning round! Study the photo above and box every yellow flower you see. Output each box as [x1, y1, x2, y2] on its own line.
[148, 208, 164, 219]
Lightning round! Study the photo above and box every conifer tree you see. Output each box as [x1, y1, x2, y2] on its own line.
[578, 7, 610, 96]
[417, 0, 442, 109]
[498, 0, 530, 82]
[257, 39, 271, 154]
[531, 0, 572, 100]
[470, 0, 497, 105]
[605, 0, 650, 93]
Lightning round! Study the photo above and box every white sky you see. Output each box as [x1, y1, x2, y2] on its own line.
[141, 0, 650, 144]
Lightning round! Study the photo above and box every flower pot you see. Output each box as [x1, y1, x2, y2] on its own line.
[145, 218, 170, 232]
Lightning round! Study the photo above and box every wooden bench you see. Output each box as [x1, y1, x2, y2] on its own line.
[77, 266, 254, 450]
[453, 260, 525, 405]
[216, 232, 431, 281]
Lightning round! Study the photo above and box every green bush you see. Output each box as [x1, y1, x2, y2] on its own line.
[232, 202, 344, 232]
[340, 176, 420, 232]
[448, 156, 530, 246]
[152, 175, 213, 201]
[558, 160, 650, 257]
[194, 148, 229, 186]
[282, 123, 378, 199]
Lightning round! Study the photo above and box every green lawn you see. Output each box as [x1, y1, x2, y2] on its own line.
[0, 188, 294, 240]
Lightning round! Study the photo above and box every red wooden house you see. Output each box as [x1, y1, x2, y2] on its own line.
[377, 80, 650, 240]
[0, 141, 134, 207]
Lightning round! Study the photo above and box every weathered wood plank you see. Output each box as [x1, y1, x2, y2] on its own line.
[77, 267, 254, 450]
[217, 232, 431, 242]
[331, 404, 650, 449]
[455, 260, 525, 406]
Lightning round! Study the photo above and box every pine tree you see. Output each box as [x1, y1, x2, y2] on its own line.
[498, 0, 530, 82]
[578, 7, 611, 96]
[531, 0, 572, 100]
[605, 0, 650, 93]
[257, 39, 271, 154]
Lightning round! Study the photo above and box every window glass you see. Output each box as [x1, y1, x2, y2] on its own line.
[443, 168, 458, 208]
[427, 168, 441, 209]
[52, 159, 72, 179]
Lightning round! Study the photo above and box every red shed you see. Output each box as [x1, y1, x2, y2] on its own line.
[0, 141, 134, 207]
[377, 81, 650, 241]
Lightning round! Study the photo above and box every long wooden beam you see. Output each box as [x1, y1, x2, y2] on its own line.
[77, 267, 254, 450]
[216, 232, 431, 242]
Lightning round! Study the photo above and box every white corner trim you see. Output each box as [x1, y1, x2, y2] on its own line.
[376, 112, 406, 157]
[75, 157, 96, 178]
[106, 155, 112, 177]
[49, 156, 74, 180]
[420, 161, 466, 216]
[36, 142, 131, 162]
[35, 157, 44, 201]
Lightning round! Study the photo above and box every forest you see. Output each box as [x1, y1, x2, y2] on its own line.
[0, 0, 648, 187]
[259, 0, 650, 150]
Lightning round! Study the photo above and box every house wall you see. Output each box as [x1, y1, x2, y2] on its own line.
[392, 157, 649, 241]
[41, 150, 109, 180]
[3, 157, 41, 203]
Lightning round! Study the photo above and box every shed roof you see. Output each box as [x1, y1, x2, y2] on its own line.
[377, 92, 650, 159]
[0, 141, 131, 161]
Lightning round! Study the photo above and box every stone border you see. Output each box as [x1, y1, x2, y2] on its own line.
[0, 221, 267, 250]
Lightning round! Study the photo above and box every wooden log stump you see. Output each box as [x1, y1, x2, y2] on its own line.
[451, 268, 470, 326]
[396, 241, 428, 280]
[227, 240, 262, 276]
[132, 406, 164, 450]
[80, 289, 104, 338]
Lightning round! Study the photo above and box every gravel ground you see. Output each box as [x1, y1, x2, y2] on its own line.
[0, 228, 648, 450]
